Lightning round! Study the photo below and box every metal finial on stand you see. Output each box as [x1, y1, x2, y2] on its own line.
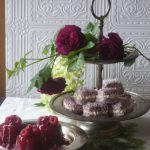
[91, 0, 111, 89]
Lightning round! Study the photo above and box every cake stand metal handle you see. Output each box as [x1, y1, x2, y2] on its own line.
[91, 0, 111, 89]
[91, 0, 111, 20]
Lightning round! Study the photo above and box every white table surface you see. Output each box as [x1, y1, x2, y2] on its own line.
[0, 97, 150, 149]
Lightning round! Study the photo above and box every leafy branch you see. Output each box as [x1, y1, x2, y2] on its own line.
[7, 52, 58, 79]
[7, 51, 32, 78]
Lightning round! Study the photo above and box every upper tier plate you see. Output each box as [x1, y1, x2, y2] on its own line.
[50, 91, 150, 123]
[85, 49, 139, 64]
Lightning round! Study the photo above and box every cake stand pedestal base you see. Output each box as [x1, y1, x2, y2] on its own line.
[72, 121, 122, 138]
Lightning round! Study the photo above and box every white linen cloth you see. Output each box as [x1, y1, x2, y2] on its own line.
[0, 97, 150, 149]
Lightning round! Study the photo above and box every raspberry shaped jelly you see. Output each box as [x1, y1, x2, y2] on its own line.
[15, 125, 42, 150]
[0, 115, 22, 149]
[37, 116, 64, 150]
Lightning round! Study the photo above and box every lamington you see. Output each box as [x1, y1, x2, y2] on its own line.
[74, 87, 97, 104]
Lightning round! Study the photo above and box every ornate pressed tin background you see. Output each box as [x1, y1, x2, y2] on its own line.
[6, 0, 150, 99]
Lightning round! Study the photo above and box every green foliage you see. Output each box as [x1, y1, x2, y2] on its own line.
[67, 52, 85, 72]
[84, 33, 97, 43]
[63, 41, 95, 71]
[42, 37, 57, 56]
[66, 41, 95, 58]
[7, 23, 141, 95]
[34, 102, 45, 107]
[84, 22, 100, 39]
[27, 65, 52, 92]
[39, 56, 84, 108]
[7, 51, 32, 78]
[83, 123, 146, 150]
[124, 46, 139, 67]
[124, 59, 136, 67]
[42, 44, 51, 55]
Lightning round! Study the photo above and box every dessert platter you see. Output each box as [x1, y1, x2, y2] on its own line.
[51, 80, 149, 121]
[50, 79, 150, 138]
[0, 115, 87, 150]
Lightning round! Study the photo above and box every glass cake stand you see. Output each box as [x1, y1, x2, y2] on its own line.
[49, 50, 150, 138]
[50, 91, 150, 138]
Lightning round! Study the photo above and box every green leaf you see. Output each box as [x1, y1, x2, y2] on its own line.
[6, 69, 15, 79]
[31, 75, 42, 87]
[84, 33, 97, 43]
[63, 55, 79, 66]
[15, 61, 19, 68]
[39, 65, 52, 82]
[20, 58, 27, 70]
[34, 102, 45, 107]
[84, 22, 95, 33]
[27, 65, 52, 92]
[27, 74, 43, 92]
[124, 58, 136, 67]
[51, 43, 56, 56]
[84, 22, 100, 38]
[42, 44, 51, 55]
[66, 41, 95, 58]
[67, 52, 85, 72]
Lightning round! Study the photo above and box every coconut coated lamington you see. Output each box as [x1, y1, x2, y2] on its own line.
[63, 96, 83, 114]
[103, 79, 124, 90]
[111, 96, 133, 117]
[74, 87, 97, 104]
[96, 88, 123, 104]
[83, 102, 108, 117]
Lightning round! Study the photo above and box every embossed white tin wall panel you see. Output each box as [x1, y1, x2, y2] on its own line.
[6, 0, 150, 99]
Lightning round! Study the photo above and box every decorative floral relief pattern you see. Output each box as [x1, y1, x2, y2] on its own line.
[6, 0, 150, 98]
[28, 0, 91, 25]
[111, 0, 150, 27]
[121, 0, 150, 18]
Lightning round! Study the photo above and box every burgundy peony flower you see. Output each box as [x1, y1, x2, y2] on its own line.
[99, 32, 125, 60]
[38, 77, 66, 95]
[55, 25, 86, 55]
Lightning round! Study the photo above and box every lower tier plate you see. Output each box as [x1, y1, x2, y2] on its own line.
[50, 91, 150, 123]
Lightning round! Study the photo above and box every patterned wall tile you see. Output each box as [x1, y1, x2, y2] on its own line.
[28, 0, 93, 26]
[111, 0, 150, 28]
[6, 0, 150, 99]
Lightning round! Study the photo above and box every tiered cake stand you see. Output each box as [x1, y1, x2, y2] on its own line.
[50, 0, 150, 138]
[50, 57, 150, 138]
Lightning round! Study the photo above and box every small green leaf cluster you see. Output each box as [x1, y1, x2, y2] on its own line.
[7, 51, 32, 78]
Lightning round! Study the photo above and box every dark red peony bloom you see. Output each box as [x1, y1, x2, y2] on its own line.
[37, 77, 66, 95]
[55, 25, 86, 55]
[99, 32, 125, 60]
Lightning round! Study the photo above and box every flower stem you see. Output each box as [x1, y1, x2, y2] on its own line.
[125, 46, 150, 62]
[50, 55, 58, 78]
[26, 54, 58, 67]
[134, 47, 150, 62]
